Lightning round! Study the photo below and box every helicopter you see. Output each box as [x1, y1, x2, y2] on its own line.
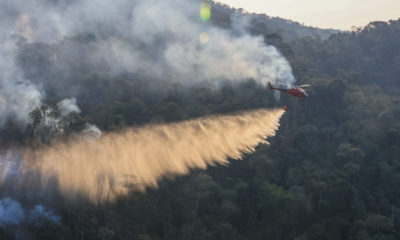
[268, 82, 310, 98]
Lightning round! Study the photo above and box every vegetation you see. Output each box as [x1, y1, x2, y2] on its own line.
[1, 10, 400, 240]
[210, 2, 339, 41]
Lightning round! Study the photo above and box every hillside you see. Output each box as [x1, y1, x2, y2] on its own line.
[289, 20, 400, 93]
[210, 1, 340, 41]
[0, 1, 400, 239]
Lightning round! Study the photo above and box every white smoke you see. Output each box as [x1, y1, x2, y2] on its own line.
[0, 0, 296, 129]
[0, 197, 60, 229]
[1, 0, 295, 91]
[56, 98, 102, 139]
[28, 205, 61, 226]
[0, 198, 25, 227]
[57, 98, 81, 116]
[82, 123, 102, 140]
[24, 101, 102, 142]
[0, 39, 43, 128]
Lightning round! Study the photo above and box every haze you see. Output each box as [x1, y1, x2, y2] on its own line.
[214, 0, 400, 30]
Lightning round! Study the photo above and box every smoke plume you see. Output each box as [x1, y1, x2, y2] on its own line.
[1, 108, 284, 203]
[0, 197, 60, 231]
[0, 40, 43, 128]
[28, 204, 61, 226]
[57, 98, 81, 116]
[0, 0, 295, 129]
[0, 198, 25, 227]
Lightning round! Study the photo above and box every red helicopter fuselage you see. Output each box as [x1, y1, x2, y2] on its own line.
[268, 82, 308, 98]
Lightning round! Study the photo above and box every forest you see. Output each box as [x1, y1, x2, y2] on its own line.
[0, 1, 400, 240]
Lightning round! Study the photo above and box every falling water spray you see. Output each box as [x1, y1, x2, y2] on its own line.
[1, 108, 284, 203]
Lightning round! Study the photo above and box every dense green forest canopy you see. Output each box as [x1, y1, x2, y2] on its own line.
[1, 1, 400, 239]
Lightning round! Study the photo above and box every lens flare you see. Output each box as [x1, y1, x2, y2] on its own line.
[200, 2, 211, 21]
[199, 32, 210, 44]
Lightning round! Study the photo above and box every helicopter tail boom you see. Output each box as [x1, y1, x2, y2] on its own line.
[268, 82, 287, 92]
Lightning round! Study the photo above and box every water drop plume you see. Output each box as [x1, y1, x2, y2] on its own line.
[6, 108, 285, 203]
